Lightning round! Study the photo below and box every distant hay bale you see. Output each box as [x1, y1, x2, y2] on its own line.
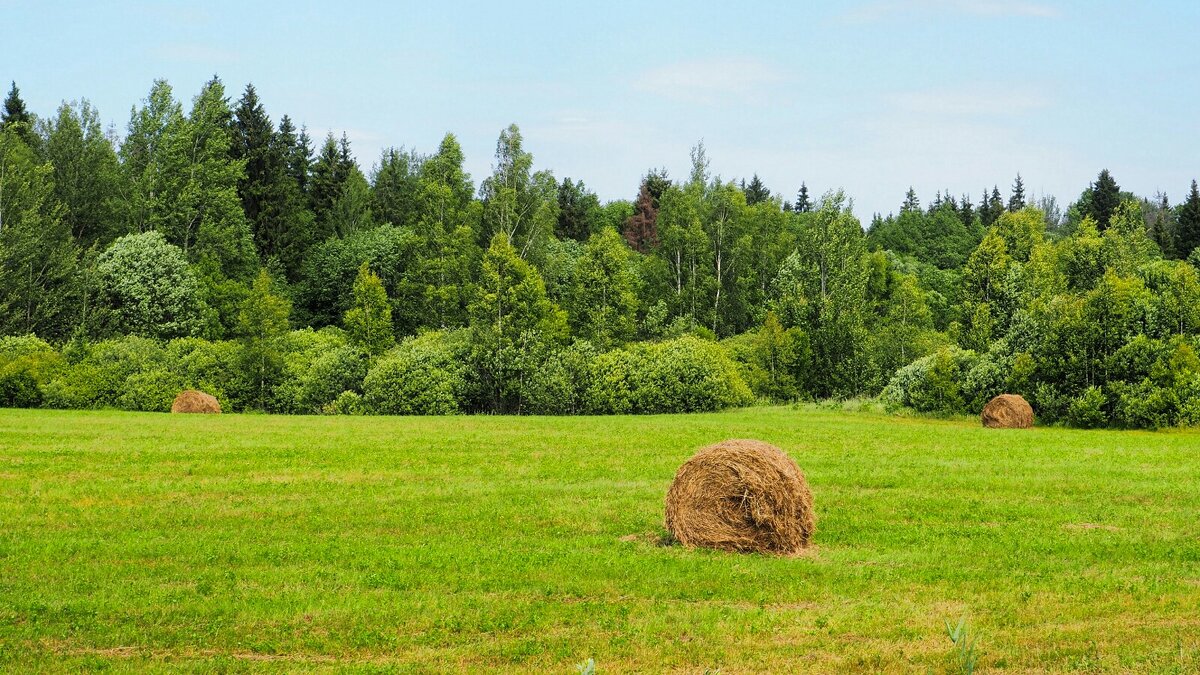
[664, 439, 815, 555]
[981, 394, 1033, 428]
[171, 389, 221, 414]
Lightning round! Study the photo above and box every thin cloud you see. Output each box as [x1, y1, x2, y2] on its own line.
[633, 58, 786, 105]
[843, 0, 1060, 22]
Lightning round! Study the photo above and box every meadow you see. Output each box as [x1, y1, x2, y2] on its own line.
[1, 406, 1199, 672]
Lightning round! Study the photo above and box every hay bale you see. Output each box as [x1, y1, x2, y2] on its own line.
[171, 389, 221, 414]
[981, 393, 1033, 428]
[664, 439, 815, 555]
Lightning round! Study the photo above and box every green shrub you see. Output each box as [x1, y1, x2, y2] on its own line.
[297, 346, 368, 414]
[324, 390, 366, 415]
[167, 338, 243, 410]
[584, 337, 752, 414]
[0, 336, 63, 408]
[1066, 386, 1108, 429]
[1110, 380, 1176, 430]
[118, 368, 185, 412]
[0, 370, 42, 408]
[43, 336, 168, 409]
[882, 346, 978, 414]
[270, 328, 351, 413]
[524, 341, 597, 415]
[363, 331, 468, 415]
[582, 348, 640, 414]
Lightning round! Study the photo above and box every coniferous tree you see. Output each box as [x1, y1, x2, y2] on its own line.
[2, 82, 36, 148]
[1177, 180, 1200, 259]
[308, 133, 348, 232]
[623, 183, 659, 253]
[1008, 173, 1026, 212]
[958, 193, 975, 228]
[371, 146, 422, 227]
[794, 182, 812, 213]
[556, 177, 601, 241]
[1090, 169, 1121, 230]
[902, 187, 920, 212]
[744, 174, 770, 205]
[231, 84, 309, 266]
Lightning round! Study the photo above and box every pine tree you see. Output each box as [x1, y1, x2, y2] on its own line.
[623, 183, 659, 252]
[1090, 169, 1121, 230]
[232, 83, 304, 262]
[982, 186, 1004, 227]
[371, 146, 421, 227]
[1177, 180, 1200, 259]
[2, 82, 36, 147]
[744, 174, 770, 205]
[958, 193, 975, 228]
[902, 187, 920, 212]
[1008, 173, 1026, 212]
[794, 183, 812, 213]
[308, 133, 346, 231]
[344, 262, 395, 354]
[556, 177, 601, 241]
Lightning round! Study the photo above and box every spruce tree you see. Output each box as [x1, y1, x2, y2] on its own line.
[794, 183, 811, 213]
[308, 133, 346, 230]
[1090, 169, 1121, 230]
[2, 81, 36, 147]
[1008, 173, 1026, 212]
[902, 187, 920, 212]
[623, 183, 659, 252]
[744, 174, 770, 205]
[1177, 180, 1200, 259]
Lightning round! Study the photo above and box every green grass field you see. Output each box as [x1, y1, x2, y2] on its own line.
[2, 407, 1200, 672]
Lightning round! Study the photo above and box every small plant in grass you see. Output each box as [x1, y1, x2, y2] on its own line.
[945, 616, 981, 674]
[575, 657, 595, 674]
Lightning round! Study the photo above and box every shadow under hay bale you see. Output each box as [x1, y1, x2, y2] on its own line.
[664, 439, 815, 555]
[981, 394, 1033, 429]
[171, 390, 221, 414]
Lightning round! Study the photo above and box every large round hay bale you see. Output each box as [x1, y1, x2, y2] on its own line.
[664, 439, 815, 555]
[981, 393, 1033, 428]
[171, 389, 221, 414]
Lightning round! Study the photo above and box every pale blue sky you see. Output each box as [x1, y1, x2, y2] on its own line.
[6, 0, 1200, 218]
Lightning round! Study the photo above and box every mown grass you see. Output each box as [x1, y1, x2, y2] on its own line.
[1, 406, 1199, 672]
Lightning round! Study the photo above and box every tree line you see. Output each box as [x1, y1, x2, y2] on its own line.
[3, 77, 1200, 426]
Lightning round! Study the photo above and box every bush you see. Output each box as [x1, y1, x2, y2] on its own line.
[297, 346, 368, 414]
[523, 341, 597, 415]
[118, 368, 185, 412]
[269, 328, 351, 413]
[1109, 380, 1176, 430]
[584, 337, 753, 414]
[1066, 386, 1108, 429]
[363, 331, 468, 415]
[43, 336, 168, 409]
[0, 336, 63, 408]
[323, 390, 366, 415]
[881, 346, 978, 414]
[167, 338, 243, 411]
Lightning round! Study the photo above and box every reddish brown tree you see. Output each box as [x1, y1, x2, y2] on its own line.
[623, 184, 659, 252]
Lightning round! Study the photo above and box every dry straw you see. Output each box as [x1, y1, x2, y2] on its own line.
[981, 394, 1033, 428]
[664, 439, 815, 555]
[171, 390, 221, 414]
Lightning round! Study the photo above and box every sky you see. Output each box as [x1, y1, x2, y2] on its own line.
[5, 0, 1200, 219]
